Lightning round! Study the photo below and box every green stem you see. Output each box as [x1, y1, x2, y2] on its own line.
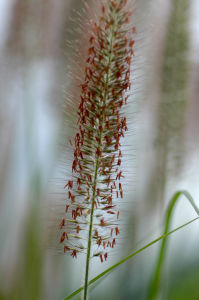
[148, 190, 199, 300]
[64, 212, 199, 299]
[84, 157, 99, 300]
[83, 18, 114, 300]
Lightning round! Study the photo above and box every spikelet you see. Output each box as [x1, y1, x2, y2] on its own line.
[60, 0, 136, 262]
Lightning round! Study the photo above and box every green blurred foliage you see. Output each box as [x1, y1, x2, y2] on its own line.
[149, 0, 190, 206]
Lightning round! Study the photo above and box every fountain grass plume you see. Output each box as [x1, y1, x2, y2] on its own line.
[59, 0, 136, 298]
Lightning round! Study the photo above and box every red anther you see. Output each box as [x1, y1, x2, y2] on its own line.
[115, 141, 119, 150]
[111, 0, 117, 8]
[110, 228, 114, 237]
[121, 117, 127, 129]
[81, 116, 86, 125]
[119, 183, 122, 190]
[88, 46, 96, 56]
[104, 205, 115, 210]
[98, 54, 103, 62]
[96, 148, 101, 157]
[64, 180, 73, 189]
[117, 159, 121, 166]
[107, 196, 112, 204]
[132, 26, 137, 33]
[115, 227, 120, 235]
[116, 191, 119, 198]
[105, 135, 110, 145]
[120, 190, 123, 198]
[72, 159, 77, 172]
[116, 171, 124, 180]
[129, 39, 135, 47]
[116, 70, 122, 78]
[89, 36, 94, 44]
[117, 211, 120, 219]
[100, 218, 106, 226]
[112, 238, 116, 248]
[72, 210, 77, 220]
[97, 188, 100, 196]
[65, 204, 70, 213]
[119, 100, 123, 107]
[76, 225, 80, 233]
[102, 4, 105, 13]
[86, 174, 92, 183]
[87, 57, 91, 64]
[107, 211, 115, 215]
[71, 195, 75, 203]
[81, 82, 88, 93]
[75, 132, 80, 143]
[60, 232, 66, 243]
[106, 121, 110, 130]
[119, 150, 122, 157]
[69, 139, 73, 147]
[109, 19, 114, 26]
[95, 136, 100, 143]
[59, 219, 65, 229]
[100, 254, 103, 263]
[103, 241, 106, 249]
[112, 88, 116, 96]
[71, 250, 77, 258]
[97, 237, 102, 246]
[126, 56, 131, 65]
[90, 117, 95, 126]
[106, 176, 111, 186]
[104, 252, 108, 261]
[64, 246, 70, 253]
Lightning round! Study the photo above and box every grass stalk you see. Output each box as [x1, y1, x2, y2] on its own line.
[64, 209, 199, 299]
[148, 191, 199, 300]
[84, 156, 100, 299]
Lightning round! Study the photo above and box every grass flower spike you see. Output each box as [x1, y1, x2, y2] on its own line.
[60, 0, 136, 298]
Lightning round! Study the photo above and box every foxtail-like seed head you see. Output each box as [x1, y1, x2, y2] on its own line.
[60, 0, 136, 262]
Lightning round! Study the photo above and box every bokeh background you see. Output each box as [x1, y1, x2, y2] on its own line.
[0, 0, 199, 299]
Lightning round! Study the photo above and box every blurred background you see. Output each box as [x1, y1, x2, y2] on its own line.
[0, 0, 199, 299]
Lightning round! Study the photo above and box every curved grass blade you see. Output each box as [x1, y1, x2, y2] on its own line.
[64, 208, 199, 299]
[148, 190, 199, 300]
